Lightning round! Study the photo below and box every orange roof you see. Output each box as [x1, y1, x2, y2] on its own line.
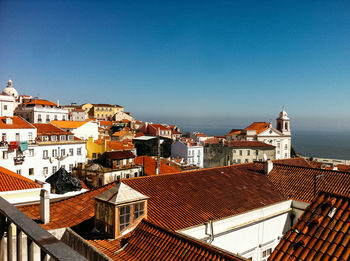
[0, 166, 41, 192]
[269, 191, 350, 261]
[149, 124, 171, 131]
[227, 129, 241, 135]
[266, 163, 350, 202]
[33, 123, 72, 136]
[98, 121, 113, 127]
[204, 137, 222, 144]
[89, 219, 244, 261]
[244, 122, 270, 134]
[72, 108, 85, 112]
[273, 157, 313, 168]
[0, 116, 35, 129]
[196, 133, 207, 137]
[50, 120, 88, 129]
[111, 130, 132, 137]
[108, 140, 134, 150]
[23, 99, 58, 106]
[135, 132, 144, 137]
[18, 164, 284, 231]
[135, 156, 180, 176]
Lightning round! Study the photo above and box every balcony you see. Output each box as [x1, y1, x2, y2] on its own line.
[0, 196, 87, 261]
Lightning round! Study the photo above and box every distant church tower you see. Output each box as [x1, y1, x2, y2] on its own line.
[276, 109, 291, 136]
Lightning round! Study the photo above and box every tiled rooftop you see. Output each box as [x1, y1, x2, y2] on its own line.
[244, 122, 270, 134]
[273, 157, 313, 168]
[23, 99, 58, 107]
[229, 140, 275, 148]
[0, 116, 35, 129]
[105, 150, 135, 160]
[33, 123, 73, 136]
[269, 191, 350, 261]
[0, 166, 41, 192]
[135, 156, 180, 175]
[266, 163, 350, 202]
[88, 219, 244, 261]
[50, 120, 89, 129]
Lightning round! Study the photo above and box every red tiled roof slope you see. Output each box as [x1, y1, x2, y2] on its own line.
[122, 164, 285, 231]
[269, 191, 350, 261]
[135, 156, 180, 176]
[33, 123, 72, 136]
[17, 182, 116, 229]
[267, 163, 350, 202]
[244, 122, 270, 134]
[0, 166, 41, 192]
[89, 219, 244, 261]
[0, 116, 34, 129]
[273, 157, 313, 168]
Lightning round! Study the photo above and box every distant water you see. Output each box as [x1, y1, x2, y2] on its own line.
[182, 127, 350, 160]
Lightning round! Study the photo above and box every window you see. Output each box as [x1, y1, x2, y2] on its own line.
[42, 136, 49, 141]
[125, 173, 130, 179]
[38, 114, 42, 122]
[3, 151, 8, 159]
[4, 105, 7, 110]
[15, 133, 20, 142]
[134, 202, 145, 220]
[29, 168, 34, 176]
[238, 159, 241, 163]
[51, 135, 57, 141]
[28, 132, 33, 141]
[256, 150, 259, 156]
[46, 115, 50, 123]
[61, 149, 66, 156]
[16, 170, 21, 175]
[239, 150, 242, 156]
[119, 205, 130, 231]
[60, 135, 66, 141]
[62, 116, 66, 121]
[69, 148, 74, 156]
[2, 133, 6, 142]
[52, 149, 57, 157]
[43, 150, 48, 159]
[29, 149, 34, 157]
[69, 164, 73, 172]
[77, 148, 82, 155]
[52, 166, 57, 174]
[92, 153, 97, 158]
[285, 144, 288, 149]
[245, 159, 249, 163]
[233, 149, 236, 154]
[43, 167, 48, 176]
[247, 150, 250, 156]
[68, 135, 74, 141]
[54, 115, 58, 120]
[61, 165, 66, 170]
[262, 248, 272, 261]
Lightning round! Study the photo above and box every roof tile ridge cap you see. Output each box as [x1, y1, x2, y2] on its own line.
[141, 219, 243, 260]
[273, 163, 350, 174]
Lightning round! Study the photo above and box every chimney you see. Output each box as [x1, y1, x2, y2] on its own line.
[5, 118, 12, 125]
[40, 189, 50, 224]
[264, 160, 273, 175]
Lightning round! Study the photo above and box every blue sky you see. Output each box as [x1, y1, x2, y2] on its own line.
[1, 0, 349, 132]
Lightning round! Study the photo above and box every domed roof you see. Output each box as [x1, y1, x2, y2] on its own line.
[2, 79, 18, 98]
[279, 109, 290, 120]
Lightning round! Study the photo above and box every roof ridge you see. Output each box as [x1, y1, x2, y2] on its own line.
[272, 162, 350, 175]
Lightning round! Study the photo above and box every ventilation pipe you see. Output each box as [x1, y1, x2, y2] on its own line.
[204, 218, 214, 244]
[40, 189, 50, 224]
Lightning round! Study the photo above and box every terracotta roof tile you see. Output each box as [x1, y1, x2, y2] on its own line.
[89, 219, 244, 261]
[266, 163, 350, 202]
[33, 123, 73, 136]
[149, 124, 171, 131]
[269, 191, 350, 261]
[135, 156, 180, 176]
[273, 157, 313, 168]
[0, 166, 41, 192]
[105, 150, 135, 160]
[50, 120, 89, 129]
[0, 116, 35, 129]
[23, 99, 58, 106]
[244, 122, 270, 134]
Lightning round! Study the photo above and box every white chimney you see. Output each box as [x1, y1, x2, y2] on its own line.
[264, 160, 273, 175]
[40, 189, 50, 224]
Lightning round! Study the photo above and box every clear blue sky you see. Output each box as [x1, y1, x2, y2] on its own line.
[1, 0, 349, 132]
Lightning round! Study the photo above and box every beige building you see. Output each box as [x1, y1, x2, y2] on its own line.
[230, 141, 275, 164]
[86, 104, 124, 120]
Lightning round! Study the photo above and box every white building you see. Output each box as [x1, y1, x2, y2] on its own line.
[0, 118, 86, 181]
[171, 140, 204, 168]
[69, 109, 87, 121]
[0, 80, 16, 117]
[226, 110, 292, 159]
[50, 120, 99, 141]
[15, 98, 69, 123]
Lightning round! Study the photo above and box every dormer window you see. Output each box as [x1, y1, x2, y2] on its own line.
[60, 135, 66, 141]
[51, 136, 57, 141]
[95, 183, 148, 238]
[68, 135, 74, 141]
[42, 136, 49, 141]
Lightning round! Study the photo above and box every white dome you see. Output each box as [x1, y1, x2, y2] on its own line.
[3, 79, 18, 98]
[279, 109, 290, 120]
